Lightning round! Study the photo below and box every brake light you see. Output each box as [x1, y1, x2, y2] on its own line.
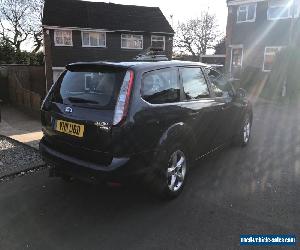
[113, 70, 134, 126]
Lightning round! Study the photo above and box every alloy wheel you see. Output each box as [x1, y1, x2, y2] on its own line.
[167, 150, 187, 192]
[243, 118, 251, 144]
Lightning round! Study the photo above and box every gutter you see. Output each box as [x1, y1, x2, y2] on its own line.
[42, 25, 175, 35]
[228, 0, 266, 6]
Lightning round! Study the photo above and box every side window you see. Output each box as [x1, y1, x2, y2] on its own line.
[207, 69, 232, 98]
[141, 68, 180, 104]
[181, 67, 210, 100]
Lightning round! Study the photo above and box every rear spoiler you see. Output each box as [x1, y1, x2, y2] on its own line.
[66, 62, 131, 71]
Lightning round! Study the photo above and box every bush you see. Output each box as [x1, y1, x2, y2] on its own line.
[0, 37, 44, 66]
[15, 51, 44, 65]
[0, 39, 15, 64]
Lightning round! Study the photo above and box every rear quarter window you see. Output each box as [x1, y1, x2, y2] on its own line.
[141, 68, 180, 104]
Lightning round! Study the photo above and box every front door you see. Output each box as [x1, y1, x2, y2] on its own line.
[230, 46, 243, 78]
[206, 68, 240, 147]
[179, 67, 221, 156]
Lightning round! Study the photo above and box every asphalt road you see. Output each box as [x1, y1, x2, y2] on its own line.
[0, 102, 299, 250]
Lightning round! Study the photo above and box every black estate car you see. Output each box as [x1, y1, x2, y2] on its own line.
[40, 60, 252, 199]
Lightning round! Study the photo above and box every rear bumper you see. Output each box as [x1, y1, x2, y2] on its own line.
[39, 139, 153, 182]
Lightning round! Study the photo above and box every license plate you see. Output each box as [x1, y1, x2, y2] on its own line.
[55, 120, 85, 138]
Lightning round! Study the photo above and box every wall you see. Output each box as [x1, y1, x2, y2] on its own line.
[44, 29, 174, 90]
[226, 1, 292, 75]
[200, 56, 226, 67]
[48, 30, 173, 67]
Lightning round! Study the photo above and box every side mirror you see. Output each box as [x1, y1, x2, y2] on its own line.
[236, 88, 247, 98]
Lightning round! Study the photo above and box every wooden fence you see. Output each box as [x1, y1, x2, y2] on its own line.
[0, 65, 46, 112]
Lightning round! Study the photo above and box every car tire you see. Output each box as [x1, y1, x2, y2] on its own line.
[146, 142, 190, 200]
[233, 113, 252, 147]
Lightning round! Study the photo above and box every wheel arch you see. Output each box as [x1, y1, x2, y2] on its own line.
[155, 122, 197, 160]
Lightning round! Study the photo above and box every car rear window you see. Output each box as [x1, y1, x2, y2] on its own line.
[52, 67, 126, 110]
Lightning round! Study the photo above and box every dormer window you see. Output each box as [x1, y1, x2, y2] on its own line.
[237, 4, 257, 23]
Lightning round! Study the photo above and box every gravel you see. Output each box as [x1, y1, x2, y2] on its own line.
[0, 136, 44, 178]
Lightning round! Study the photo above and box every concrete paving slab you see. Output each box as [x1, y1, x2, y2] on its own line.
[0, 104, 42, 149]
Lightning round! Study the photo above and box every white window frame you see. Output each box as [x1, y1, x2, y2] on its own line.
[81, 31, 106, 48]
[237, 3, 257, 23]
[121, 34, 143, 50]
[151, 35, 165, 50]
[262, 46, 283, 72]
[54, 30, 73, 47]
[229, 45, 244, 73]
[267, 0, 298, 20]
[84, 73, 94, 90]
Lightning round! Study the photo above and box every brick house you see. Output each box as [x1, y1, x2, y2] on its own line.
[42, 0, 174, 89]
[226, 0, 300, 79]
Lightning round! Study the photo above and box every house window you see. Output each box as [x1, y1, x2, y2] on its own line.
[231, 47, 243, 68]
[52, 68, 65, 83]
[263, 47, 283, 72]
[268, 0, 299, 20]
[82, 32, 106, 47]
[85, 73, 93, 90]
[237, 4, 257, 23]
[151, 35, 165, 50]
[54, 30, 73, 46]
[121, 34, 143, 49]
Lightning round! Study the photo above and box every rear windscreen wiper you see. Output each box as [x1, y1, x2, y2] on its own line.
[66, 97, 99, 104]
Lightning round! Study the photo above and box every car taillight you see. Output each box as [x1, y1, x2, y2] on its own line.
[113, 70, 134, 126]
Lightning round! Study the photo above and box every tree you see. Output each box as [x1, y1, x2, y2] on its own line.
[175, 11, 219, 60]
[29, 0, 44, 53]
[214, 37, 226, 55]
[0, 0, 44, 53]
[0, 0, 31, 52]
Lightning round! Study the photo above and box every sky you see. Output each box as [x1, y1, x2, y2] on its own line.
[88, 0, 228, 34]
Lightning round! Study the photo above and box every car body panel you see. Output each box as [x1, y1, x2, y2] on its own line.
[40, 60, 252, 180]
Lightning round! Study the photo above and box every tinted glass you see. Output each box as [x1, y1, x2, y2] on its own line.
[181, 67, 210, 100]
[142, 68, 180, 104]
[52, 68, 126, 110]
[207, 69, 234, 98]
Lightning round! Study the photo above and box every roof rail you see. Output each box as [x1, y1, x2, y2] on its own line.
[134, 47, 169, 61]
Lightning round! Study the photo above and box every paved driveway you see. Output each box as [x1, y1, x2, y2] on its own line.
[0, 102, 299, 249]
[0, 105, 42, 149]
